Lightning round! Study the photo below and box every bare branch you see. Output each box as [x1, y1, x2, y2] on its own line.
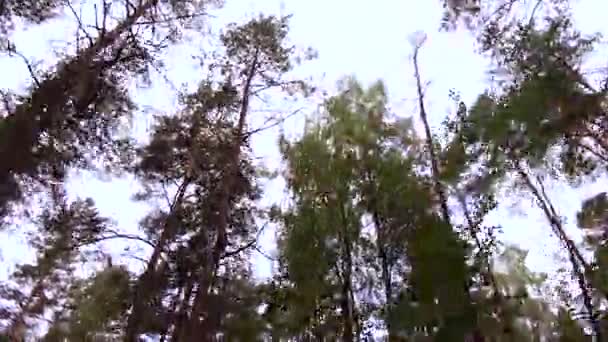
[244, 107, 303, 138]
[528, 0, 543, 26]
[253, 245, 277, 261]
[133, 10, 215, 26]
[6, 45, 41, 88]
[66, 0, 94, 47]
[75, 230, 156, 249]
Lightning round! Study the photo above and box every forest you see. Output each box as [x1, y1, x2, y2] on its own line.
[0, 0, 606, 340]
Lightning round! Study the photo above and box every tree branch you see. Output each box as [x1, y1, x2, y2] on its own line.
[6, 45, 40, 87]
[244, 107, 303, 138]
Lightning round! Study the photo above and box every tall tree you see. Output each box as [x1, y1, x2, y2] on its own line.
[124, 13, 310, 341]
[179, 14, 307, 341]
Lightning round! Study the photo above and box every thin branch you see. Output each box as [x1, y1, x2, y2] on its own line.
[133, 10, 215, 26]
[102, 0, 110, 36]
[66, 0, 94, 47]
[221, 239, 256, 259]
[74, 231, 155, 249]
[161, 182, 174, 210]
[103, 230, 156, 249]
[527, 0, 543, 26]
[221, 221, 269, 259]
[254, 245, 277, 261]
[244, 107, 304, 137]
[119, 251, 149, 265]
[7, 46, 41, 87]
[250, 79, 305, 96]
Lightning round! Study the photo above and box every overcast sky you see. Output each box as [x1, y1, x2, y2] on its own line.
[1, 0, 607, 284]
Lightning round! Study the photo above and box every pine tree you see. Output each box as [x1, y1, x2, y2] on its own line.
[124, 14, 310, 341]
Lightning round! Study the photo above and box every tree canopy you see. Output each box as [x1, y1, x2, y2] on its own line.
[0, 0, 607, 340]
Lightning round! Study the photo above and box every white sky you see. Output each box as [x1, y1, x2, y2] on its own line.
[1, 0, 607, 287]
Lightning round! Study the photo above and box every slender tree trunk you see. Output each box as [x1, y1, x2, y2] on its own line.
[515, 163, 601, 339]
[412, 44, 451, 225]
[371, 210, 396, 340]
[412, 39, 484, 342]
[159, 282, 185, 342]
[171, 281, 196, 341]
[363, 163, 395, 339]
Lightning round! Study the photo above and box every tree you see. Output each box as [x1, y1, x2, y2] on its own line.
[123, 13, 310, 341]
[42, 265, 132, 341]
[273, 77, 477, 340]
[440, 3, 608, 336]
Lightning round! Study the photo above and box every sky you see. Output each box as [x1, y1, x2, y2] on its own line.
[0, 0, 607, 287]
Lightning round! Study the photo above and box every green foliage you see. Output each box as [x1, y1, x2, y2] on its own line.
[392, 218, 474, 339]
[274, 77, 479, 340]
[577, 192, 608, 301]
[457, 16, 606, 181]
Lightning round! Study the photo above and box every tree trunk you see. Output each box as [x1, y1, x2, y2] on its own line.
[516, 163, 601, 339]
[412, 39, 481, 341]
[338, 202, 356, 342]
[181, 50, 259, 341]
[125, 178, 190, 341]
[412, 44, 451, 225]
[371, 210, 396, 340]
